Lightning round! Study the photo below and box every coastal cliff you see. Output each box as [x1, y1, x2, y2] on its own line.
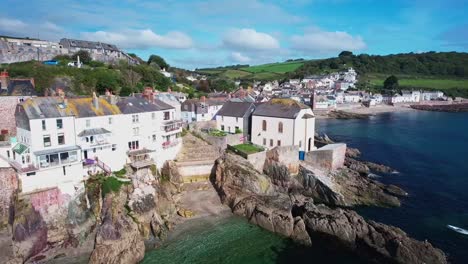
[214, 152, 447, 264]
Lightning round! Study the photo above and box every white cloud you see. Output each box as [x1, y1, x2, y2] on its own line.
[230, 52, 251, 63]
[290, 27, 366, 54]
[223, 28, 280, 51]
[0, 18, 28, 31]
[80, 29, 193, 50]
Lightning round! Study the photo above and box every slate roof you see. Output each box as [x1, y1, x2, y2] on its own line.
[19, 97, 121, 119]
[0, 80, 37, 96]
[116, 97, 173, 114]
[253, 99, 309, 119]
[59, 38, 119, 51]
[19, 96, 173, 120]
[216, 102, 254, 118]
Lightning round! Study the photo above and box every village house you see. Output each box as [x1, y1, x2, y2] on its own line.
[4, 94, 182, 195]
[251, 99, 315, 152]
[215, 101, 255, 140]
[421, 91, 444, 101]
[181, 96, 225, 123]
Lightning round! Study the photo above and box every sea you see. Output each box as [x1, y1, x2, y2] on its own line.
[143, 111, 468, 264]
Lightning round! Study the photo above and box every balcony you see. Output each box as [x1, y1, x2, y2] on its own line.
[78, 128, 112, 148]
[162, 139, 180, 149]
[161, 120, 184, 133]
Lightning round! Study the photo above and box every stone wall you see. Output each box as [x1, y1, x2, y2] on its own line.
[0, 168, 18, 228]
[0, 40, 65, 64]
[266, 146, 300, 174]
[194, 131, 244, 153]
[305, 143, 346, 171]
[175, 160, 215, 182]
[0, 96, 23, 136]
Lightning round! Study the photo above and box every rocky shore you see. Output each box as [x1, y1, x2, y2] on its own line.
[0, 133, 447, 264]
[411, 102, 468, 112]
[213, 152, 447, 264]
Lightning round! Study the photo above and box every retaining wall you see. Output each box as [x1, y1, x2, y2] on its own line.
[305, 143, 346, 171]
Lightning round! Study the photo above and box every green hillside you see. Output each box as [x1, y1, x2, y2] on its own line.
[195, 60, 305, 81]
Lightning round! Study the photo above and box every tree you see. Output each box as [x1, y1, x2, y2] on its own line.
[383, 75, 399, 91]
[119, 86, 133, 96]
[72, 50, 92, 64]
[329, 61, 339, 69]
[147, 55, 169, 69]
[339, 51, 353, 57]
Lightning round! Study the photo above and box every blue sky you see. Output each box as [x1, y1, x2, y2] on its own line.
[0, 0, 467, 69]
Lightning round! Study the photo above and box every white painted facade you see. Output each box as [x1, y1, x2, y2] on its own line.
[7, 96, 183, 195]
[251, 109, 315, 152]
[216, 116, 243, 134]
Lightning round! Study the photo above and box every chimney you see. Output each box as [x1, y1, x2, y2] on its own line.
[167, 87, 172, 93]
[105, 89, 111, 96]
[201, 96, 206, 102]
[0, 70, 9, 90]
[92, 92, 99, 109]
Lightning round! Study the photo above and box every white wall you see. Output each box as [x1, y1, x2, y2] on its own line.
[216, 116, 244, 133]
[251, 109, 315, 151]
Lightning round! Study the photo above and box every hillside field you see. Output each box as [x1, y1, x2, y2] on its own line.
[240, 61, 305, 74]
[365, 74, 468, 90]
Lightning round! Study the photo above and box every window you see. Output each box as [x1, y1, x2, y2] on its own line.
[132, 115, 139, 123]
[270, 139, 273, 147]
[277, 140, 281, 146]
[63, 166, 66, 176]
[299, 140, 302, 148]
[58, 133, 65, 145]
[109, 117, 113, 124]
[60, 152, 69, 164]
[43, 135, 51, 147]
[164, 111, 170, 120]
[221, 116, 224, 121]
[262, 120, 267, 131]
[152, 112, 156, 120]
[152, 135, 156, 142]
[236, 117, 239, 123]
[6, 150, 10, 158]
[133, 127, 139, 136]
[221, 125, 225, 131]
[26, 172, 36, 176]
[22, 156, 25, 164]
[42, 120, 46, 130]
[112, 144, 116, 151]
[128, 140, 139, 150]
[56, 119, 63, 129]
[263, 138, 266, 145]
[278, 122, 283, 133]
[86, 119, 91, 128]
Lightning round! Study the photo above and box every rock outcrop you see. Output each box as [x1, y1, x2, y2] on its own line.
[89, 192, 145, 264]
[214, 153, 447, 264]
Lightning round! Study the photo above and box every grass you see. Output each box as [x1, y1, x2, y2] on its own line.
[209, 129, 227, 137]
[364, 73, 468, 90]
[221, 69, 252, 79]
[241, 61, 305, 74]
[233, 143, 264, 154]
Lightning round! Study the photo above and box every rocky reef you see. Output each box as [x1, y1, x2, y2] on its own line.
[214, 152, 447, 264]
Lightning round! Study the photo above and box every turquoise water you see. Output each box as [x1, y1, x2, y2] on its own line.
[143, 216, 364, 264]
[144, 111, 468, 264]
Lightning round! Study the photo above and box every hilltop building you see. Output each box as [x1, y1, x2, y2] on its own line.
[215, 101, 256, 140]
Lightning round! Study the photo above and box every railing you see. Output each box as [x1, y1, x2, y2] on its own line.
[162, 139, 180, 149]
[161, 120, 184, 132]
[95, 159, 112, 175]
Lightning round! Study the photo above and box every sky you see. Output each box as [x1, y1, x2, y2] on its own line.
[0, 0, 467, 69]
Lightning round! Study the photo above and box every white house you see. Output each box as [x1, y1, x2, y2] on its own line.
[251, 99, 315, 152]
[421, 91, 444, 101]
[344, 92, 361, 103]
[181, 97, 225, 123]
[215, 101, 255, 140]
[6, 94, 183, 196]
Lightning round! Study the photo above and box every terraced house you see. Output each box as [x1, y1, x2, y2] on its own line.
[7, 94, 183, 195]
